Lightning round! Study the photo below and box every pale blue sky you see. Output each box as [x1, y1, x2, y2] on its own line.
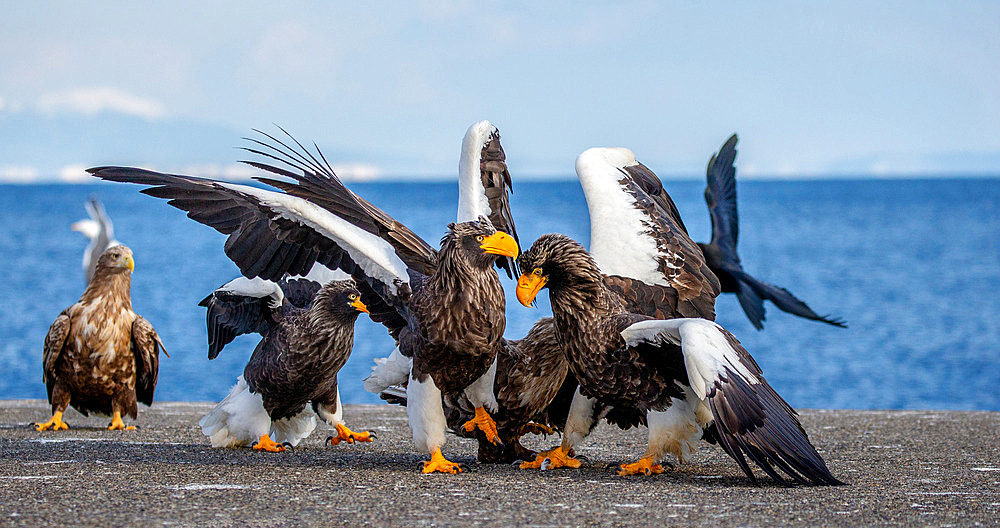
[1, 1, 998, 179]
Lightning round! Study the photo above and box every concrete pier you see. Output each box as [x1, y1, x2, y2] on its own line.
[1, 400, 998, 527]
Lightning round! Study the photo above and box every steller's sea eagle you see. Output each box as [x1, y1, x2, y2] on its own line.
[515, 234, 842, 486]
[37, 245, 167, 431]
[88, 123, 520, 473]
[198, 269, 373, 452]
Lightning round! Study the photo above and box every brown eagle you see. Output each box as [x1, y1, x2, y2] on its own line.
[88, 123, 520, 474]
[37, 245, 167, 431]
[515, 234, 842, 486]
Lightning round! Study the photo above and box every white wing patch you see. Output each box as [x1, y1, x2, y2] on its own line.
[456, 120, 497, 223]
[218, 182, 410, 294]
[620, 318, 759, 401]
[576, 147, 668, 286]
[217, 276, 284, 309]
[298, 263, 352, 284]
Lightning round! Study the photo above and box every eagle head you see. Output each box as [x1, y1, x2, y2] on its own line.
[443, 216, 519, 269]
[515, 234, 599, 307]
[316, 279, 370, 321]
[96, 245, 134, 274]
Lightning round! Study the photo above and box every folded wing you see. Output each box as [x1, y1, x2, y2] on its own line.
[621, 317, 842, 486]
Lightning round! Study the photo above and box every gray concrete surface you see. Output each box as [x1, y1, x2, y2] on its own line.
[1, 400, 998, 527]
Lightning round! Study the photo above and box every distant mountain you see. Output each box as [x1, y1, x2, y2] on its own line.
[0, 111, 392, 182]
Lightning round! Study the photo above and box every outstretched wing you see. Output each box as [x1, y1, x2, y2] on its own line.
[131, 315, 167, 407]
[734, 271, 847, 330]
[457, 120, 520, 277]
[577, 147, 719, 313]
[42, 313, 71, 400]
[621, 318, 843, 486]
[198, 277, 285, 359]
[240, 128, 438, 276]
[705, 134, 739, 259]
[87, 166, 411, 336]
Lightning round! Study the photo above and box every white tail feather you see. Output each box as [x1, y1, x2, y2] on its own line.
[270, 411, 317, 447]
[363, 347, 411, 394]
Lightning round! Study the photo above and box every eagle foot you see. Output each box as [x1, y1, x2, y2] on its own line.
[462, 407, 502, 446]
[421, 448, 464, 474]
[617, 457, 664, 476]
[326, 424, 376, 446]
[34, 411, 69, 431]
[107, 412, 135, 431]
[251, 434, 288, 453]
[518, 422, 556, 437]
[519, 446, 581, 470]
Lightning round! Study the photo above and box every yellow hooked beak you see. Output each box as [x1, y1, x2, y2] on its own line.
[350, 298, 370, 314]
[479, 231, 519, 258]
[516, 272, 547, 307]
[124, 254, 135, 273]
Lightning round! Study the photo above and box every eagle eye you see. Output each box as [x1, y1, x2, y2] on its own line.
[476, 235, 485, 242]
[348, 293, 358, 300]
[532, 267, 543, 276]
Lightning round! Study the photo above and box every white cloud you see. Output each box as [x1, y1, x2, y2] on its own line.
[58, 164, 91, 183]
[37, 87, 166, 119]
[331, 163, 382, 182]
[0, 166, 40, 183]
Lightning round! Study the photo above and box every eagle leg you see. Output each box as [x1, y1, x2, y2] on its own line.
[251, 434, 287, 453]
[617, 457, 664, 476]
[34, 411, 70, 431]
[326, 423, 376, 446]
[519, 446, 581, 470]
[462, 407, 502, 446]
[421, 448, 464, 474]
[107, 411, 136, 431]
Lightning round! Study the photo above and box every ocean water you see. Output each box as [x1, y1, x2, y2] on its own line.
[0, 178, 997, 411]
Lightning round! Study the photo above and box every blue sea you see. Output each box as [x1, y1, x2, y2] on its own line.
[1, 179, 998, 411]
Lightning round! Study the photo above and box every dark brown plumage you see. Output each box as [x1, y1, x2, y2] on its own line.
[198, 277, 372, 451]
[515, 234, 842, 486]
[436, 317, 577, 463]
[37, 245, 166, 432]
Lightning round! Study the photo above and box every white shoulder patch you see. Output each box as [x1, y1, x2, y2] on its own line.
[575, 147, 666, 285]
[457, 120, 497, 223]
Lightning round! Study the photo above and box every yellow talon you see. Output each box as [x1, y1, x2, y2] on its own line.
[421, 448, 463, 474]
[35, 411, 69, 431]
[252, 434, 287, 453]
[327, 423, 375, 446]
[107, 411, 135, 431]
[618, 457, 664, 476]
[462, 407, 501, 445]
[519, 446, 581, 470]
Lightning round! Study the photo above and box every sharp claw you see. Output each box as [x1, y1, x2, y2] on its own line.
[367, 430, 378, 439]
[325, 436, 334, 446]
[282, 442, 294, 451]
